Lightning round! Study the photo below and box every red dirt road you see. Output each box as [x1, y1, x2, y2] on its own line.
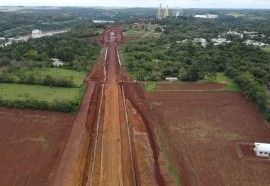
[97, 40, 133, 185]
[85, 27, 166, 186]
[53, 26, 166, 186]
[146, 91, 270, 186]
[0, 108, 74, 186]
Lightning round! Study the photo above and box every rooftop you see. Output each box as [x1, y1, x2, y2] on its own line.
[255, 142, 270, 151]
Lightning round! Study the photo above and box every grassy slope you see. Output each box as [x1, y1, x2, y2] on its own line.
[156, 127, 182, 186]
[143, 82, 156, 92]
[215, 72, 240, 91]
[0, 83, 80, 102]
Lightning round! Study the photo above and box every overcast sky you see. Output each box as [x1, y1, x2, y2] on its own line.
[1, 0, 270, 9]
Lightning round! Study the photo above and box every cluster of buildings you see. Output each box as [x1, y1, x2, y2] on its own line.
[174, 29, 269, 48]
[211, 37, 232, 46]
[244, 39, 268, 47]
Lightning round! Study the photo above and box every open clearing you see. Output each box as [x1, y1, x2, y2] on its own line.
[0, 107, 74, 186]
[0, 83, 82, 102]
[146, 91, 270, 185]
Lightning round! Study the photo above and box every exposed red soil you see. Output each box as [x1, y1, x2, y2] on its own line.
[237, 143, 270, 160]
[0, 108, 74, 186]
[155, 83, 226, 91]
[238, 143, 257, 157]
[146, 91, 270, 186]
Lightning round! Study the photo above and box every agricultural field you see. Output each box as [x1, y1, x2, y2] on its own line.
[146, 84, 270, 185]
[142, 72, 240, 92]
[0, 107, 75, 186]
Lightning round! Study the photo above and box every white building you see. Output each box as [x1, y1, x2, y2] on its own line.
[32, 29, 42, 35]
[227, 30, 244, 38]
[211, 38, 231, 46]
[244, 40, 267, 47]
[52, 59, 64, 67]
[254, 143, 270, 157]
[165, 77, 178, 82]
[193, 38, 207, 47]
[194, 14, 218, 19]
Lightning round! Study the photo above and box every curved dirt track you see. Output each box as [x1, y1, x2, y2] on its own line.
[53, 26, 165, 186]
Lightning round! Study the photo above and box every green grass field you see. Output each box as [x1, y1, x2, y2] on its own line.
[262, 47, 270, 53]
[226, 12, 245, 17]
[143, 82, 156, 92]
[226, 12, 265, 20]
[0, 83, 81, 102]
[5, 68, 87, 87]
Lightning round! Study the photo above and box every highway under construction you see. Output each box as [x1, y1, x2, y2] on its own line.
[52, 26, 166, 186]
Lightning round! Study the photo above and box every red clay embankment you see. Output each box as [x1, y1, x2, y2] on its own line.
[52, 81, 96, 186]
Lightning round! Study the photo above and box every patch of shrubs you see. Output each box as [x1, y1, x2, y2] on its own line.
[0, 74, 75, 87]
[0, 97, 80, 113]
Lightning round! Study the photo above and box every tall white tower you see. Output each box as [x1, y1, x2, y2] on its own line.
[163, 5, 170, 18]
[156, 3, 163, 19]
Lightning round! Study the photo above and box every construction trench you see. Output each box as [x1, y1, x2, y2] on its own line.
[52, 26, 166, 186]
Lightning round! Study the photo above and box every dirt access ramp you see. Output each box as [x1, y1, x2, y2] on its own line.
[0, 108, 74, 186]
[146, 91, 270, 186]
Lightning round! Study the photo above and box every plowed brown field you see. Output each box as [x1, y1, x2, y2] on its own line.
[0, 108, 74, 186]
[155, 83, 226, 91]
[146, 91, 270, 186]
